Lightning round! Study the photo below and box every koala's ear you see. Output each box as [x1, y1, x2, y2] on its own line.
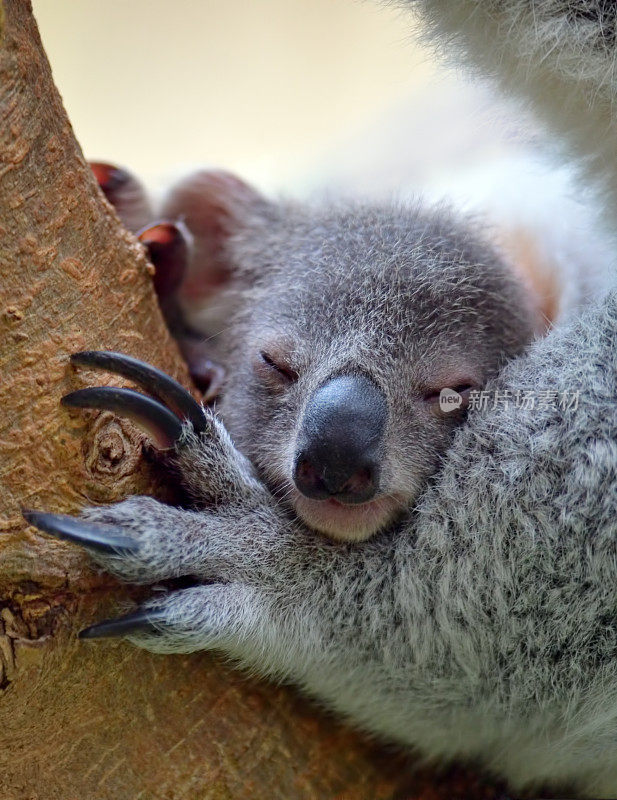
[160, 170, 272, 308]
[90, 161, 153, 233]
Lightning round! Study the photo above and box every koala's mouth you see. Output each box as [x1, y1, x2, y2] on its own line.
[290, 490, 406, 542]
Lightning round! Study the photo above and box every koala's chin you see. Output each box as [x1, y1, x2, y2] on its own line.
[292, 492, 406, 542]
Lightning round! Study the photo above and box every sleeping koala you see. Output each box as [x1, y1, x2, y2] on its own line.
[164, 174, 537, 541]
[39, 172, 537, 542]
[23, 0, 617, 795]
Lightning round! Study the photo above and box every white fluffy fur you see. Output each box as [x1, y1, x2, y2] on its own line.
[423, 150, 617, 322]
[407, 0, 617, 231]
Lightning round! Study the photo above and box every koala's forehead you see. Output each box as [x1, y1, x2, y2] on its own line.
[252, 207, 505, 346]
[231, 200, 525, 384]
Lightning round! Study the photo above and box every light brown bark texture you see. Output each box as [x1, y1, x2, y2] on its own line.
[0, 2, 508, 798]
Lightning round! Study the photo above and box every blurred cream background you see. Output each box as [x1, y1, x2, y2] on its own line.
[31, 0, 525, 199]
[29, 2, 417, 190]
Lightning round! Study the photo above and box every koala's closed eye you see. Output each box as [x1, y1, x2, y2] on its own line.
[255, 349, 299, 387]
[422, 382, 477, 412]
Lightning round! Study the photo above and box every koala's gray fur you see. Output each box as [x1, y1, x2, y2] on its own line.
[216, 200, 535, 540]
[84, 289, 617, 796]
[56, 1, 617, 796]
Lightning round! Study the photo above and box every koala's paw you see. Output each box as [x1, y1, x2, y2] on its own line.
[22, 351, 301, 650]
[22, 350, 275, 579]
[60, 350, 263, 505]
[23, 498, 285, 654]
[80, 582, 265, 655]
[23, 496, 205, 584]
[24, 497, 270, 653]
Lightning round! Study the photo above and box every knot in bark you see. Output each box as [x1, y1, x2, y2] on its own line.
[84, 412, 143, 479]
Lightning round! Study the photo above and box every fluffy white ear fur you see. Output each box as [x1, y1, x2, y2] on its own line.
[408, 0, 617, 233]
[423, 151, 617, 327]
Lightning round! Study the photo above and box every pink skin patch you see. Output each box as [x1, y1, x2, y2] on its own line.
[291, 489, 407, 542]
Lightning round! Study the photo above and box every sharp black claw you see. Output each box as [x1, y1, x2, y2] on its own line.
[22, 509, 139, 555]
[70, 350, 206, 434]
[79, 608, 168, 640]
[61, 386, 184, 448]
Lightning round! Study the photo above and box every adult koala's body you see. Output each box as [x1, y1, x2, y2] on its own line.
[25, 1, 617, 796]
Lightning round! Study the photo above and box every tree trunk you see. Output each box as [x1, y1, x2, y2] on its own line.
[0, 2, 506, 798]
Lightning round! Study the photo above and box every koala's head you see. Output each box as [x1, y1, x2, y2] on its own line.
[163, 171, 536, 542]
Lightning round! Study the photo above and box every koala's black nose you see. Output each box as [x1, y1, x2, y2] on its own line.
[293, 374, 387, 505]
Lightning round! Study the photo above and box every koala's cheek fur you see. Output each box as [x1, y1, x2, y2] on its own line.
[219, 369, 299, 484]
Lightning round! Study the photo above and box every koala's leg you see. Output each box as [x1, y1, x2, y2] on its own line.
[411, 0, 617, 102]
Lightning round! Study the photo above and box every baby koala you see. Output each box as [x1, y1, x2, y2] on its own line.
[143, 171, 537, 542]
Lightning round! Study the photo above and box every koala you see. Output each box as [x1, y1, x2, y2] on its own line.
[89, 167, 538, 542]
[167, 178, 540, 542]
[22, 1, 617, 796]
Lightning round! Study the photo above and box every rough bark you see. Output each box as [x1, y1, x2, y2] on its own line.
[0, 2, 507, 798]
